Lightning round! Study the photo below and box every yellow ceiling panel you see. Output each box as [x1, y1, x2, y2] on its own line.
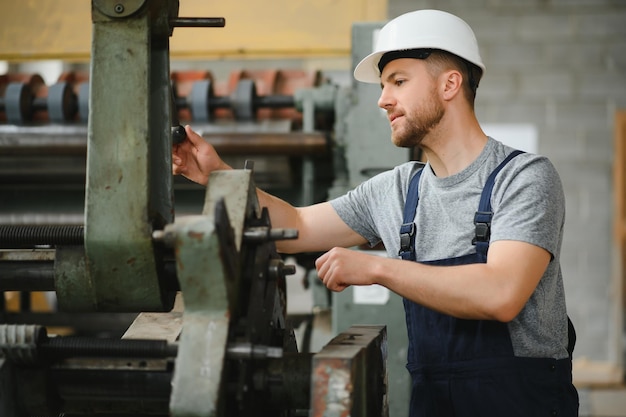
[0, 0, 387, 61]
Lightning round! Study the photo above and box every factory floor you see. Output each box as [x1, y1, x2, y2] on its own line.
[577, 386, 626, 417]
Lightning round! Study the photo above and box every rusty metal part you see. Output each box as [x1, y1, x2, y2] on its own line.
[0, 69, 325, 125]
[209, 132, 327, 155]
[311, 325, 388, 417]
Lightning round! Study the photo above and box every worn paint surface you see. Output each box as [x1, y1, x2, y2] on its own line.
[169, 215, 231, 416]
[83, 2, 175, 312]
[311, 325, 388, 417]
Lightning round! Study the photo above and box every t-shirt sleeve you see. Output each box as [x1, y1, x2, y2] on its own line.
[330, 180, 383, 247]
[489, 155, 565, 259]
[329, 167, 409, 248]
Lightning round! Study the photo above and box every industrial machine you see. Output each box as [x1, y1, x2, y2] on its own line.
[0, 1, 388, 416]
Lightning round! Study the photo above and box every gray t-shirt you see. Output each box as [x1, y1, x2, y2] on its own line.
[330, 137, 570, 359]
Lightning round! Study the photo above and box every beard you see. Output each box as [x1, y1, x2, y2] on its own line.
[390, 88, 444, 148]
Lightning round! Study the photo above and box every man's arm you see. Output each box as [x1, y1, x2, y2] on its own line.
[173, 125, 367, 253]
[315, 240, 550, 322]
[255, 189, 367, 253]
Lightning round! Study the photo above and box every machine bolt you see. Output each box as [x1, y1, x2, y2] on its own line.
[268, 259, 297, 280]
[283, 264, 297, 275]
[243, 227, 299, 243]
[114, 4, 124, 13]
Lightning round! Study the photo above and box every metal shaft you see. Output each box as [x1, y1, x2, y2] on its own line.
[40, 336, 178, 361]
[0, 225, 84, 248]
[0, 260, 180, 291]
[170, 17, 226, 27]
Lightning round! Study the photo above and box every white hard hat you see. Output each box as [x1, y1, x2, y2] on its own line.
[354, 10, 485, 83]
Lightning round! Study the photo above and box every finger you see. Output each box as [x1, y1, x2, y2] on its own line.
[315, 253, 330, 279]
[184, 125, 205, 147]
[332, 284, 347, 293]
[315, 250, 330, 267]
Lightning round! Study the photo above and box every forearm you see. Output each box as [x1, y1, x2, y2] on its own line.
[256, 189, 366, 254]
[375, 259, 509, 321]
[255, 189, 295, 227]
[371, 241, 548, 322]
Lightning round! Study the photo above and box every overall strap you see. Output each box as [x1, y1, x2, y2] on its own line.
[399, 168, 424, 261]
[399, 150, 525, 262]
[473, 150, 525, 257]
[472, 149, 577, 358]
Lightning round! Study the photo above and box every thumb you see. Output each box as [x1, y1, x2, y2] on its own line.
[184, 125, 205, 146]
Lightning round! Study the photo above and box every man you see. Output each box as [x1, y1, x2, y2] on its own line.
[173, 9, 579, 417]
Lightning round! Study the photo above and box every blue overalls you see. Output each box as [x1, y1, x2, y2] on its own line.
[398, 151, 579, 417]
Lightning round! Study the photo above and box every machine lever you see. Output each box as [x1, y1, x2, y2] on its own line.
[170, 17, 226, 28]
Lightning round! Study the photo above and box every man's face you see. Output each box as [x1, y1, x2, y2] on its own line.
[378, 58, 444, 148]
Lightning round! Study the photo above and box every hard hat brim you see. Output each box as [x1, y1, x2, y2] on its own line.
[354, 51, 387, 84]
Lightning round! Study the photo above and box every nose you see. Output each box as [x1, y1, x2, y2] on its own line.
[377, 86, 394, 109]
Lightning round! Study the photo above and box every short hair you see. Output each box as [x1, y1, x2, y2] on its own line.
[424, 50, 483, 107]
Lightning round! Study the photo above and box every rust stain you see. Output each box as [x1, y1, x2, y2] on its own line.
[175, 247, 184, 270]
[187, 230, 205, 241]
[311, 363, 330, 417]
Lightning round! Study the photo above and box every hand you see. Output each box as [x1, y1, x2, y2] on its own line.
[172, 125, 230, 185]
[315, 247, 378, 292]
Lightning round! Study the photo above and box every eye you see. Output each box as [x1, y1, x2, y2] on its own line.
[395, 79, 406, 87]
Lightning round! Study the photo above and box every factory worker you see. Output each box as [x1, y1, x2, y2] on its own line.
[173, 9, 579, 417]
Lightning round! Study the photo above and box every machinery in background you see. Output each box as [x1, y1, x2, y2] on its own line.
[0, 67, 338, 223]
[0, 1, 388, 416]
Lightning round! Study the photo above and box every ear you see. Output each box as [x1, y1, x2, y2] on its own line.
[440, 70, 463, 101]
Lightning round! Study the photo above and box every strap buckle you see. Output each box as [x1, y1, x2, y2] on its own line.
[472, 211, 493, 244]
[399, 222, 416, 257]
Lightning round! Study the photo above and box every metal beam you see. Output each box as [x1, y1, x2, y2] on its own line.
[79, 0, 177, 312]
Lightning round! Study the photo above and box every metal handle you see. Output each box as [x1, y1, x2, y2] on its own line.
[170, 17, 226, 28]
